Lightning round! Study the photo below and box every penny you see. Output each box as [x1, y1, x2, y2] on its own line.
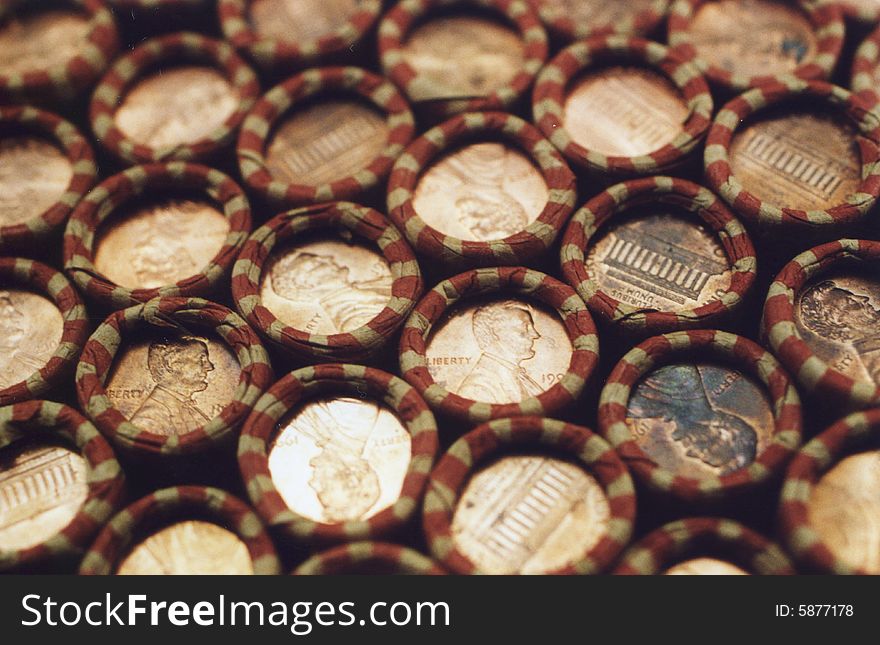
[0, 9, 90, 77]
[664, 557, 750, 575]
[795, 270, 880, 391]
[250, 0, 363, 42]
[584, 209, 732, 311]
[116, 520, 254, 575]
[0, 442, 88, 551]
[688, 0, 818, 79]
[625, 363, 775, 479]
[268, 396, 412, 524]
[0, 136, 72, 227]
[113, 66, 239, 150]
[104, 330, 241, 437]
[265, 99, 390, 187]
[412, 142, 548, 241]
[563, 66, 688, 158]
[729, 108, 862, 211]
[450, 454, 610, 574]
[400, 15, 526, 102]
[260, 234, 393, 335]
[425, 296, 572, 405]
[93, 197, 230, 290]
[807, 450, 880, 574]
[0, 289, 63, 391]
[538, 0, 658, 28]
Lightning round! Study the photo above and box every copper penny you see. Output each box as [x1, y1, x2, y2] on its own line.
[116, 520, 254, 575]
[0, 9, 90, 77]
[265, 99, 390, 187]
[268, 396, 412, 524]
[563, 66, 688, 157]
[688, 0, 817, 79]
[400, 15, 526, 102]
[0, 289, 63, 391]
[425, 296, 572, 405]
[729, 108, 862, 211]
[0, 441, 88, 551]
[412, 142, 548, 242]
[538, 0, 659, 29]
[808, 450, 880, 574]
[250, 0, 363, 42]
[104, 331, 241, 437]
[625, 363, 775, 479]
[93, 197, 230, 290]
[795, 271, 880, 390]
[584, 209, 732, 311]
[113, 66, 239, 150]
[451, 454, 610, 574]
[664, 558, 750, 575]
[0, 136, 72, 227]
[260, 235, 392, 336]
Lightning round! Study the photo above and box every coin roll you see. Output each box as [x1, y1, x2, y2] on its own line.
[533, 36, 712, 178]
[238, 363, 439, 545]
[237, 67, 415, 208]
[293, 542, 446, 575]
[613, 517, 796, 574]
[231, 201, 422, 362]
[218, 0, 383, 73]
[387, 112, 576, 271]
[851, 23, 880, 110]
[423, 416, 636, 574]
[399, 266, 598, 425]
[779, 408, 880, 574]
[704, 80, 880, 239]
[63, 162, 252, 310]
[79, 485, 281, 574]
[532, 0, 670, 44]
[667, 0, 844, 93]
[560, 176, 757, 337]
[0, 0, 119, 105]
[598, 329, 803, 503]
[0, 400, 125, 572]
[0, 105, 98, 252]
[838, 0, 880, 27]
[89, 32, 260, 166]
[0, 258, 88, 406]
[76, 297, 273, 457]
[763, 239, 880, 413]
[378, 0, 548, 119]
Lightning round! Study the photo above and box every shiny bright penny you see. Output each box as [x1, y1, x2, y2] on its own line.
[250, 0, 363, 42]
[116, 520, 254, 575]
[451, 454, 611, 574]
[0, 442, 88, 551]
[268, 396, 412, 525]
[113, 66, 239, 150]
[807, 451, 880, 574]
[563, 66, 688, 158]
[664, 557, 750, 575]
[400, 15, 526, 102]
[729, 109, 862, 212]
[412, 142, 548, 242]
[425, 297, 572, 405]
[584, 209, 732, 311]
[0, 289, 63, 391]
[0, 136, 72, 227]
[688, 0, 818, 79]
[260, 235, 392, 336]
[0, 9, 90, 77]
[265, 99, 390, 187]
[104, 331, 241, 437]
[93, 197, 230, 290]
[538, 0, 659, 30]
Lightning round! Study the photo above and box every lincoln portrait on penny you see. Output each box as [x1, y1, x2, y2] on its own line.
[129, 336, 214, 435]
